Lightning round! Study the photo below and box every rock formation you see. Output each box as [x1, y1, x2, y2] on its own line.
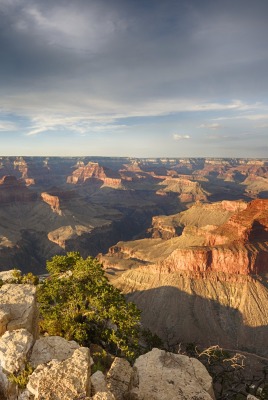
[102, 199, 268, 357]
[157, 177, 209, 202]
[67, 161, 122, 188]
[0, 281, 215, 400]
[40, 192, 62, 215]
[0, 157, 267, 273]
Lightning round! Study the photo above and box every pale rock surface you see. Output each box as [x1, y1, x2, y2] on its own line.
[27, 347, 91, 400]
[247, 396, 259, 400]
[91, 370, 109, 394]
[0, 270, 21, 282]
[0, 329, 33, 373]
[0, 329, 33, 400]
[29, 335, 80, 367]
[107, 357, 133, 400]
[17, 389, 33, 400]
[0, 284, 37, 337]
[128, 348, 215, 400]
[91, 392, 115, 400]
[0, 309, 9, 336]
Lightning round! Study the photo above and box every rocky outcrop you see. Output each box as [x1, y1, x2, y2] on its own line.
[149, 200, 247, 239]
[0, 281, 217, 400]
[47, 224, 93, 249]
[40, 193, 62, 215]
[0, 284, 38, 337]
[157, 177, 209, 202]
[27, 347, 91, 400]
[29, 336, 80, 368]
[67, 162, 122, 188]
[128, 348, 215, 400]
[106, 358, 132, 400]
[0, 329, 33, 400]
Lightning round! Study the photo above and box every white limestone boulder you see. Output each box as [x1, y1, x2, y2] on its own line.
[128, 348, 215, 400]
[27, 347, 91, 400]
[29, 335, 80, 367]
[91, 370, 109, 394]
[0, 329, 33, 400]
[107, 357, 133, 400]
[0, 284, 38, 337]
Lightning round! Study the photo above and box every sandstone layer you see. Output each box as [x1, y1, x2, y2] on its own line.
[102, 199, 268, 356]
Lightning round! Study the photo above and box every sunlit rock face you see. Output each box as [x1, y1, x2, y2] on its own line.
[67, 161, 122, 188]
[102, 199, 268, 356]
[0, 157, 267, 274]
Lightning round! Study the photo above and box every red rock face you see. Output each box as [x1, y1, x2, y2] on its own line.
[67, 162, 122, 188]
[41, 192, 61, 215]
[159, 199, 268, 276]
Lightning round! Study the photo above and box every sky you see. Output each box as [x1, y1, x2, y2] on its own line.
[0, 0, 268, 157]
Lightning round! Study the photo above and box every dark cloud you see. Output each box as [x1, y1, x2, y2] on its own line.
[0, 0, 268, 156]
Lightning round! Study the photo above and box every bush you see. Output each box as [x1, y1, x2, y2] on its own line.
[38, 252, 141, 360]
[8, 362, 33, 389]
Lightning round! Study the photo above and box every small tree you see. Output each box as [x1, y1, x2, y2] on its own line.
[38, 252, 141, 360]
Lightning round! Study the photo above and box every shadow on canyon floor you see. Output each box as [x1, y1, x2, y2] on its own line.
[126, 285, 268, 358]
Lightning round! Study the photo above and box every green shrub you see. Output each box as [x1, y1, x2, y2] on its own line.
[8, 362, 33, 389]
[38, 252, 141, 360]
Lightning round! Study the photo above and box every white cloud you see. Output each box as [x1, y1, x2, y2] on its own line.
[25, 114, 128, 136]
[0, 121, 17, 131]
[199, 123, 221, 129]
[173, 134, 190, 141]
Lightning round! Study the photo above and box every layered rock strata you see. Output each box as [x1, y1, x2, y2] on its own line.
[102, 199, 268, 356]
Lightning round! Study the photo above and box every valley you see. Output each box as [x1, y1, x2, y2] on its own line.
[0, 156, 267, 385]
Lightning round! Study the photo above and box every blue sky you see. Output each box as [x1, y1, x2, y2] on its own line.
[0, 0, 268, 157]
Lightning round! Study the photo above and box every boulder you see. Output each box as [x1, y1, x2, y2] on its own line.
[91, 370, 109, 394]
[29, 335, 80, 368]
[107, 357, 132, 400]
[27, 347, 91, 400]
[128, 348, 215, 400]
[0, 284, 38, 337]
[0, 329, 33, 400]
[0, 329, 33, 374]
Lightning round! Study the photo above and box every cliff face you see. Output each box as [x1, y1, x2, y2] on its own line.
[67, 162, 122, 188]
[102, 199, 268, 356]
[149, 200, 247, 239]
[156, 177, 209, 202]
[40, 192, 62, 215]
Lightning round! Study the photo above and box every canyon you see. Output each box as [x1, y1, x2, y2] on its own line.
[0, 157, 267, 398]
[0, 156, 267, 273]
[100, 198, 268, 357]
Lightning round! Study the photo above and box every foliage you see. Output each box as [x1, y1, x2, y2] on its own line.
[38, 252, 142, 360]
[10, 269, 39, 285]
[91, 349, 112, 374]
[8, 362, 33, 389]
[195, 345, 267, 400]
[141, 328, 163, 351]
